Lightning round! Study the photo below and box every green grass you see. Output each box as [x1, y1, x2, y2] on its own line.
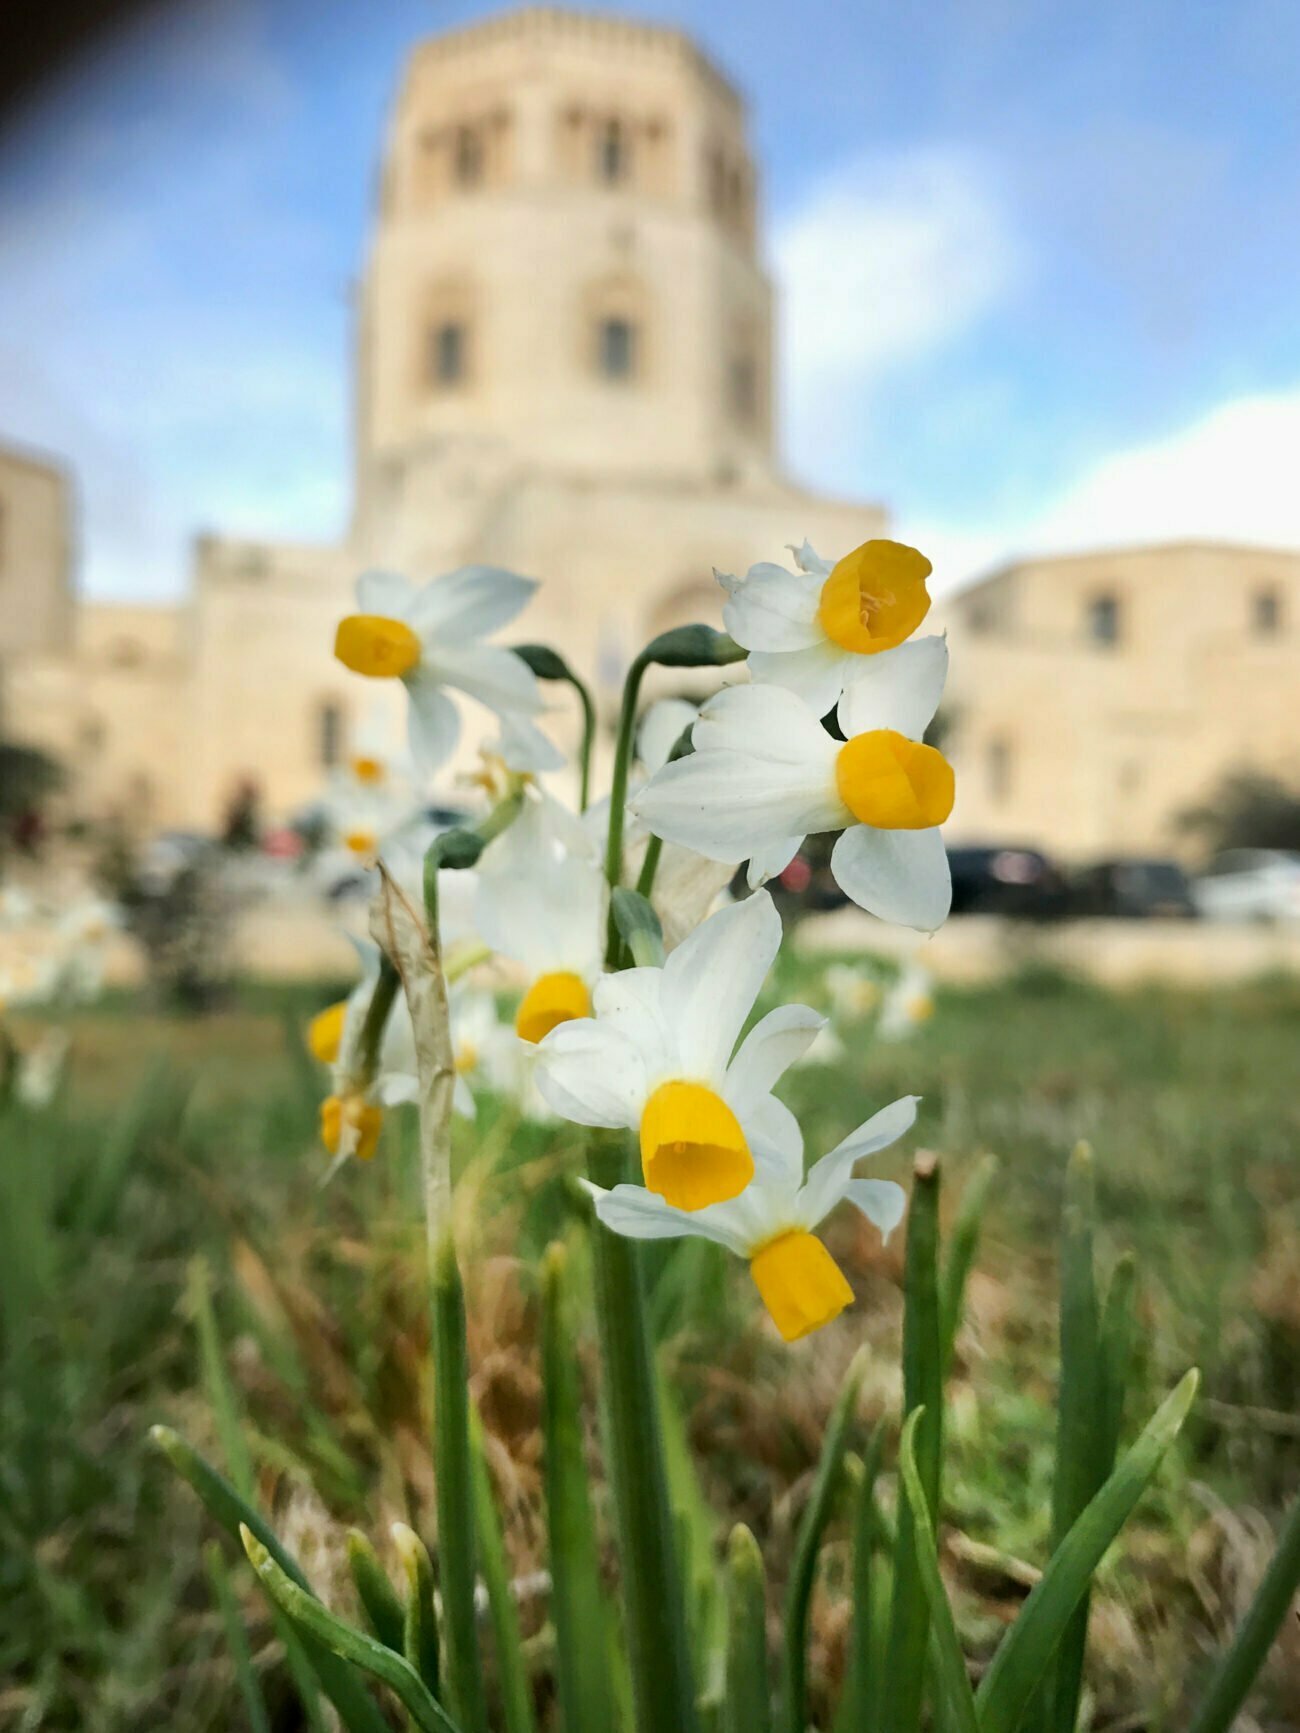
[1, 966, 1297, 1729]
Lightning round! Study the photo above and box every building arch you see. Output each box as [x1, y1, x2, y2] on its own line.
[579, 271, 653, 384]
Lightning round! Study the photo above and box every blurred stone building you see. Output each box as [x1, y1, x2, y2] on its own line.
[2, 7, 1299, 862]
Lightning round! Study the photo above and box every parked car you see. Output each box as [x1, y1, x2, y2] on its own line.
[946, 845, 1069, 918]
[1191, 849, 1300, 923]
[1070, 857, 1196, 919]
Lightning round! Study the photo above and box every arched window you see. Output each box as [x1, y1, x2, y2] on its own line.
[1253, 584, 1282, 636]
[598, 317, 636, 380]
[1086, 592, 1121, 647]
[318, 700, 344, 769]
[597, 117, 627, 184]
[728, 351, 758, 427]
[454, 125, 483, 187]
[583, 273, 650, 385]
[419, 278, 478, 395]
[431, 321, 466, 386]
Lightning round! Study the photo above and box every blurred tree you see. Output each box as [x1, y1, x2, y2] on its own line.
[0, 740, 64, 856]
[1178, 768, 1300, 856]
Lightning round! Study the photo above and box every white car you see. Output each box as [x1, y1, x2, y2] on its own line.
[1191, 849, 1300, 923]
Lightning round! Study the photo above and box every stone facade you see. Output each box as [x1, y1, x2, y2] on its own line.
[936, 541, 1300, 859]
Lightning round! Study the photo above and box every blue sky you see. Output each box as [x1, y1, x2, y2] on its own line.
[1, 0, 1299, 600]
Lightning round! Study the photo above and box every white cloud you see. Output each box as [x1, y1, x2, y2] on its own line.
[901, 387, 1300, 595]
[772, 145, 1023, 489]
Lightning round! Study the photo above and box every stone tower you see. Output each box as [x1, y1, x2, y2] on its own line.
[353, 8, 778, 557]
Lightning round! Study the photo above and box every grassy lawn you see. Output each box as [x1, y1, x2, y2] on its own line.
[2, 964, 1298, 1730]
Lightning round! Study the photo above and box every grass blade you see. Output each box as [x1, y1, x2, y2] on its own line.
[896, 1411, 980, 1733]
[1046, 1145, 1106, 1733]
[541, 1242, 618, 1733]
[724, 1526, 772, 1733]
[189, 1256, 255, 1499]
[836, 1424, 887, 1732]
[1187, 1489, 1300, 1733]
[1098, 1253, 1137, 1463]
[241, 1525, 462, 1733]
[347, 1529, 406, 1654]
[939, 1154, 998, 1375]
[151, 1425, 389, 1733]
[203, 1540, 272, 1733]
[431, 1229, 489, 1733]
[782, 1349, 866, 1733]
[976, 1369, 1200, 1733]
[883, 1152, 944, 1733]
[468, 1416, 537, 1733]
[394, 1523, 443, 1701]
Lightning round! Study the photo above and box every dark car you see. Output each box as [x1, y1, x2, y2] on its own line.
[946, 844, 1069, 918]
[1070, 857, 1196, 919]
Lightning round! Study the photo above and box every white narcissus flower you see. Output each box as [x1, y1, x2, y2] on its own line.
[334, 567, 563, 776]
[475, 793, 608, 1045]
[309, 938, 419, 1162]
[877, 960, 936, 1041]
[446, 984, 517, 1119]
[535, 890, 826, 1214]
[584, 1095, 915, 1341]
[632, 636, 955, 933]
[718, 538, 933, 716]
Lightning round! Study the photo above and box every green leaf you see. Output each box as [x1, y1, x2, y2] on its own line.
[1187, 1488, 1300, 1733]
[611, 888, 666, 968]
[189, 1256, 255, 1500]
[975, 1369, 1200, 1733]
[938, 1155, 998, 1375]
[431, 1230, 490, 1733]
[1099, 1253, 1137, 1463]
[896, 1412, 980, 1733]
[782, 1349, 866, 1733]
[346, 1529, 406, 1654]
[724, 1526, 772, 1733]
[541, 1243, 619, 1733]
[393, 1523, 443, 1701]
[883, 1153, 944, 1733]
[150, 1426, 389, 1733]
[640, 625, 746, 668]
[241, 1525, 461, 1733]
[203, 1540, 272, 1733]
[468, 1417, 537, 1733]
[1046, 1144, 1107, 1733]
[836, 1426, 887, 1732]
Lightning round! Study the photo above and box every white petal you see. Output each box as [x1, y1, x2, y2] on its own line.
[355, 569, 416, 618]
[638, 698, 699, 773]
[405, 675, 461, 773]
[844, 1178, 908, 1242]
[831, 825, 952, 933]
[431, 640, 542, 713]
[693, 681, 835, 764]
[408, 565, 538, 642]
[376, 1074, 420, 1107]
[740, 1093, 805, 1187]
[453, 1075, 477, 1119]
[633, 752, 840, 867]
[796, 1095, 919, 1225]
[493, 712, 565, 772]
[746, 835, 804, 889]
[585, 1182, 751, 1255]
[660, 890, 780, 1081]
[789, 540, 834, 576]
[592, 967, 674, 1074]
[478, 852, 605, 977]
[726, 1004, 825, 1108]
[534, 1019, 645, 1128]
[748, 641, 849, 718]
[836, 636, 949, 741]
[719, 562, 825, 651]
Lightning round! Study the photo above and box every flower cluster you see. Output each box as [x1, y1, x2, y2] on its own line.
[326, 535, 953, 1339]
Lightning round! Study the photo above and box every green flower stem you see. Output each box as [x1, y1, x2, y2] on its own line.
[574, 674, 597, 812]
[240, 1526, 461, 1733]
[634, 834, 664, 901]
[883, 1152, 944, 1733]
[603, 649, 652, 936]
[782, 1350, 866, 1733]
[431, 1230, 489, 1733]
[1188, 1489, 1300, 1733]
[358, 955, 400, 1080]
[896, 1412, 980, 1733]
[586, 1132, 699, 1733]
[724, 1526, 771, 1733]
[836, 1424, 887, 1731]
